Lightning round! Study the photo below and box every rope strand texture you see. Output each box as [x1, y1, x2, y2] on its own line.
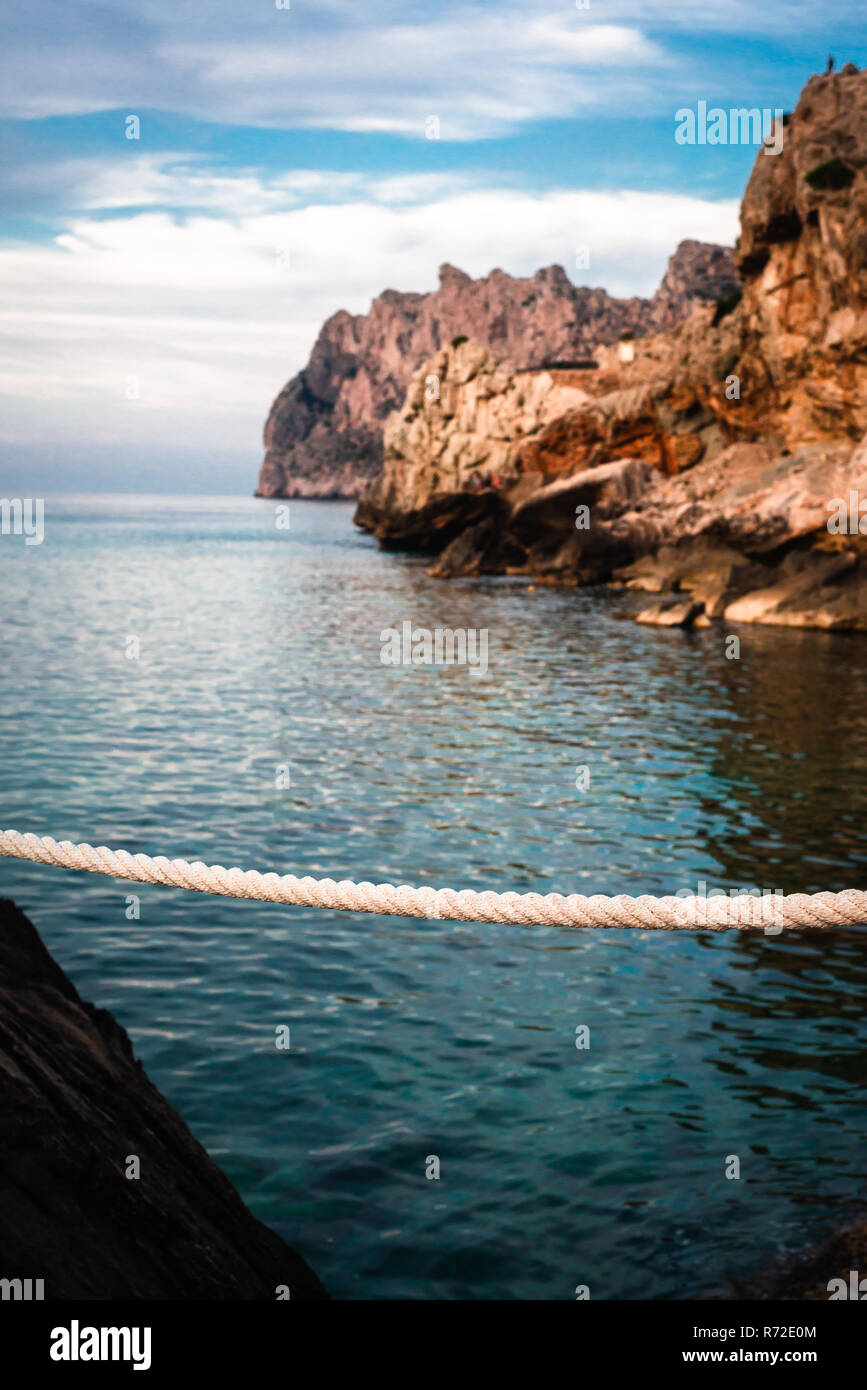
[1, 829, 865, 930]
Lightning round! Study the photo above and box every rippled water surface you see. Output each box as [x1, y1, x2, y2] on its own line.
[2, 495, 866, 1299]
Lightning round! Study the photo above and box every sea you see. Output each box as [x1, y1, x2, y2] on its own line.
[1, 493, 866, 1299]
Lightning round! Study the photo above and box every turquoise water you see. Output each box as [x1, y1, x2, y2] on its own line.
[2, 494, 866, 1300]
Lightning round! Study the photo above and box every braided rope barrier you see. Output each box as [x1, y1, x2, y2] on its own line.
[1, 829, 865, 930]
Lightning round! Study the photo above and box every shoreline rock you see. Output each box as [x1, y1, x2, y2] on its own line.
[354, 67, 867, 632]
[0, 898, 328, 1300]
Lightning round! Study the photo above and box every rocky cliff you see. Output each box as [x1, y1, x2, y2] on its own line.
[0, 897, 327, 1299]
[356, 66, 867, 631]
[257, 243, 738, 499]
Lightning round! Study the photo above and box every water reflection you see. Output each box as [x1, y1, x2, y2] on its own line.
[0, 497, 865, 1298]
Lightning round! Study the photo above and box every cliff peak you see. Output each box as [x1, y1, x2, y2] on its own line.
[438, 262, 472, 286]
[258, 242, 736, 499]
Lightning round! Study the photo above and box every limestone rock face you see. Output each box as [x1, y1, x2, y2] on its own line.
[650, 239, 741, 332]
[510, 458, 655, 535]
[258, 244, 737, 498]
[0, 897, 328, 1300]
[608, 438, 865, 558]
[354, 67, 867, 629]
[354, 339, 591, 545]
[607, 437, 867, 628]
[733, 64, 867, 445]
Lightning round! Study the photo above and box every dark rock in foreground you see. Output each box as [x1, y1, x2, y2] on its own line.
[0, 898, 327, 1300]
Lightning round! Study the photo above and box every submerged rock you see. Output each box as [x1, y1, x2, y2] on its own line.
[737, 1214, 867, 1301]
[0, 898, 327, 1300]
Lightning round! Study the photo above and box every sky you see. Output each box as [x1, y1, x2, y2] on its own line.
[0, 1, 864, 494]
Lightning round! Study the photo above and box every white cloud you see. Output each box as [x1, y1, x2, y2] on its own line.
[10, 155, 476, 219]
[0, 0, 856, 132]
[0, 5, 668, 136]
[0, 179, 738, 461]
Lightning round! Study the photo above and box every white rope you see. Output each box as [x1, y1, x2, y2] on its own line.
[1, 828, 865, 931]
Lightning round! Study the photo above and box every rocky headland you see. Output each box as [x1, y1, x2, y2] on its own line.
[354, 65, 867, 631]
[258, 242, 738, 499]
[0, 897, 327, 1300]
